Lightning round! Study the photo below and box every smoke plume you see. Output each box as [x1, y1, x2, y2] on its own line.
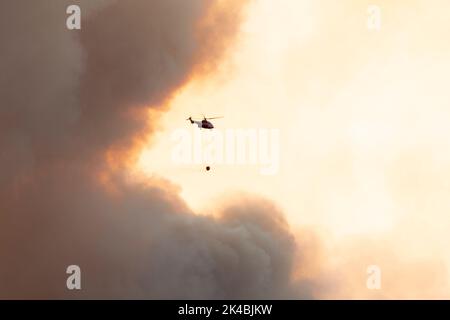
[0, 0, 315, 298]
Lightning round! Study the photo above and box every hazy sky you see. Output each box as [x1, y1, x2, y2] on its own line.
[2, 0, 450, 299]
[139, 0, 450, 298]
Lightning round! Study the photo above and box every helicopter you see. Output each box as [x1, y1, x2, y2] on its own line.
[186, 115, 223, 129]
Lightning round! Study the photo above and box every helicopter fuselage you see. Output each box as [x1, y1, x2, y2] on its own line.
[200, 119, 214, 129]
[191, 119, 214, 129]
[187, 116, 218, 129]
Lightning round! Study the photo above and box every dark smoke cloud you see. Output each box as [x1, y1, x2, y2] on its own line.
[0, 0, 313, 298]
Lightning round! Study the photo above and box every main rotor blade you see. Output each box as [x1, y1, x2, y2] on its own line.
[205, 116, 223, 120]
